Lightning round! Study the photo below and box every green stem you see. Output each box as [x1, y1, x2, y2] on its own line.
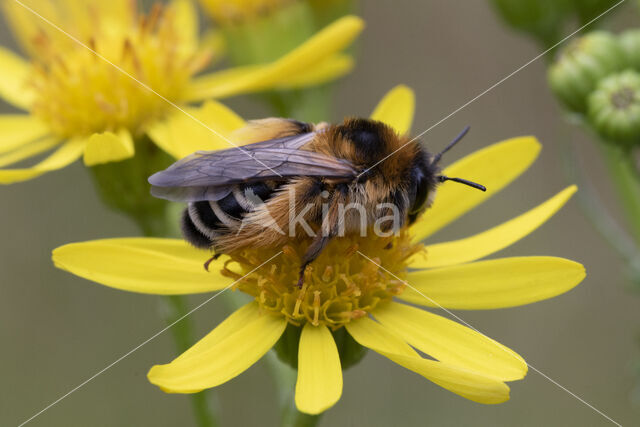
[141, 213, 220, 427]
[89, 136, 220, 427]
[139, 219, 220, 427]
[599, 143, 640, 245]
[560, 136, 640, 284]
[160, 295, 220, 427]
[282, 404, 322, 427]
[261, 351, 322, 427]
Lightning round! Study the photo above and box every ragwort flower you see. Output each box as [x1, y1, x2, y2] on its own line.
[52, 86, 585, 414]
[0, 0, 362, 183]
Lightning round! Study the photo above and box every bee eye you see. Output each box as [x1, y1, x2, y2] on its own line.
[408, 149, 438, 218]
[409, 174, 430, 214]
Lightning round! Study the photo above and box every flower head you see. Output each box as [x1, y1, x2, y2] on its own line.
[27, 3, 206, 139]
[0, 0, 363, 182]
[52, 86, 585, 414]
[548, 31, 627, 113]
[228, 231, 420, 328]
[588, 70, 640, 145]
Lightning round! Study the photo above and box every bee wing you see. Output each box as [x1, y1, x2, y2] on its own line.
[149, 132, 357, 202]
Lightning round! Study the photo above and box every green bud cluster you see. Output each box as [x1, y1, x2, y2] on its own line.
[549, 30, 640, 147]
[491, 0, 621, 47]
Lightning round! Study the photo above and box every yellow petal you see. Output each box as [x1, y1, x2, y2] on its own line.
[374, 302, 527, 381]
[186, 64, 270, 100]
[3, 0, 134, 53]
[262, 14, 363, 82]
[93, 0, 134, 23]
[1, 1, 46, 56]
[345, 316, 418, 357]
[411, 136, 541, 241]
[0, 136, 59, 168]
[0, 47, 34, 110]
[0, 138, 83, 184]
[402, 256, 585, 309]
[172, 302, 261, 364]
[148, 309, 286, 393]
[276, 54, 354, 90]
[83, 130, 135, 166]
[0, 115, 51, 154]
[370, 85, 415, 135]
[295, 324, 343, 415]
[170, 0, 198, 50]
[386, 353, 511, 404]
[411, 186, 577, 268]
[147, 100, 246, 159]
[5, 1, 78, 52]
[186, 15, 364, 100]
[52, 238, 230, 295]
[346, 318, 510, 404]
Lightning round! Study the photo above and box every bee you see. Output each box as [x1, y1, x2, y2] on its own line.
[149, 118, 485, 287]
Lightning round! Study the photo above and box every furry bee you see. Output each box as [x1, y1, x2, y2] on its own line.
[149, 118, 485, 287]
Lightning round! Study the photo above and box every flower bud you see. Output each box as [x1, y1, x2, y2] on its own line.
[588, 69, 640, 146]
[490, 0, 572, 46]
[620, 29, 640, 70]
[548, 31, 627, 112]
[331, 326, 368, 370]
[573, 0, 623, 25]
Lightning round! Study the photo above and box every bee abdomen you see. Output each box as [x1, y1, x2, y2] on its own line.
[182, 181, 280, 249]
[180, 208, 213, 249]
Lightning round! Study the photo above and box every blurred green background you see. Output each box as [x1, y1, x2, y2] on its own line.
[2, 1, 639, 426]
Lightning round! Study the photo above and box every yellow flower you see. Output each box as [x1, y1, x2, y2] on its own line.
[0, 0, 363, 183]
[52, 86, 585, 414]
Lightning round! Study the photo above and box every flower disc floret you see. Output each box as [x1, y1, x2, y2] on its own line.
[222, 231, 423, 328]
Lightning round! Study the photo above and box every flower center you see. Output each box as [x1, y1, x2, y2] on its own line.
[221, 231, 424, 328]
[27, 4, 210, 138]
[611, 87, 636, 110]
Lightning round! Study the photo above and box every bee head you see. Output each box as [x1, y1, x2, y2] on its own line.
[407, 126, 485, 224]
[407, 145, 445, 222]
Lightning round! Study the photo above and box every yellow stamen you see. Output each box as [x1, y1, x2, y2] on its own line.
[226, 230, 424, 329]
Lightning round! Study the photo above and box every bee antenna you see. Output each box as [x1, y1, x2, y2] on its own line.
[438, 175, 486, 192]
[433, 125, 471, 164]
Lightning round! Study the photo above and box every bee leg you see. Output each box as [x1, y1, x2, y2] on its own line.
[204, 253, 222, 271]
[296, 235, 331, 288]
